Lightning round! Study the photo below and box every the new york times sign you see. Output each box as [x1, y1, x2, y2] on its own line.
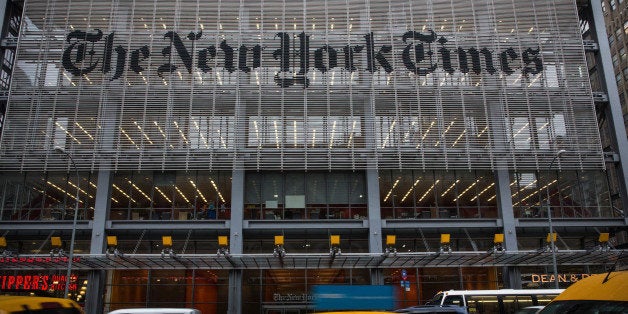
[62, 29, 543, 88]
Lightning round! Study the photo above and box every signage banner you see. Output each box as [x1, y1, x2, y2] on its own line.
[0, 274, 78, 292]
[61, 29, 543, 88]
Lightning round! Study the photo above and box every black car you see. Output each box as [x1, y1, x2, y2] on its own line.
[394, 305, 468, 314]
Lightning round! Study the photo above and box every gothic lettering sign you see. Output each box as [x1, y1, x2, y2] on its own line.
[272, 293, 315, 302]
[62, 29, 543, 88]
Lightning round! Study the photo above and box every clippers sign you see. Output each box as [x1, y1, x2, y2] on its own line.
[62, 29, 543, 88]
[0, 274, 78, 292]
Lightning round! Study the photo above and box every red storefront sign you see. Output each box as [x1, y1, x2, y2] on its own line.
[0, 274, 78, 291]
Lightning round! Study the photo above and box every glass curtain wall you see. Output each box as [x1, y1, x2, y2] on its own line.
[109, 170, 231, 220]
[0, 171, 97, 222]
[379, 170, 497, 219]
[244, 171, 366, 220]
[510, 170, 614, 219]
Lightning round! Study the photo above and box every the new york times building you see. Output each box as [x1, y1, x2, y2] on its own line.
[0, 0, 623, 313]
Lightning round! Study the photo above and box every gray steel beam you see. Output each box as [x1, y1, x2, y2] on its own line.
[517, 218, 626, 228]
[228, 269, 242, 314]
[383, 219, 500, 229]
[367, 169, 383, 254]
[495, 170, 521, 289]
[245, 219, 367, 230]
[84, 170, 112, 314]
[496, 170, 518, 252]
[107, 220, 230, 230]
[85, 80, 118, 314]
[0, 221, 92, 231]
[90, 170, 112, 254]
[6, 217, 620, 235]
[230, 170, 244, 254]
[227, 169, 244, 314]
[367, 169, 384, 285]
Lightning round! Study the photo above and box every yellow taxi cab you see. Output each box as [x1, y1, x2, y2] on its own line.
[539, 270, 628, 314]
[107, 309, 200, 314]
[0, 295, 83, 314]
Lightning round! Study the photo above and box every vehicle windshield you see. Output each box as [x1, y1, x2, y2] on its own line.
[540, 300, 628, 314]
[425, 293, 444, 305]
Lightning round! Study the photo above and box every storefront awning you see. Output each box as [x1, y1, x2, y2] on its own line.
[0, 249, 624, 270]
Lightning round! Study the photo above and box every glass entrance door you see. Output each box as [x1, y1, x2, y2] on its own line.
[263, 305, 307, 314]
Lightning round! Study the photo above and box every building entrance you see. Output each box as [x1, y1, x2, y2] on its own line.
[262, 305, 310, 314]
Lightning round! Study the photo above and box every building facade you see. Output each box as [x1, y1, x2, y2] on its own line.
[582, 0, 628, 215]
[0, 0, 625, 314]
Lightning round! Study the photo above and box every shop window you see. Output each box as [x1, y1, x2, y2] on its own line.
[106, 270, 228, 314]
[242, 269, 370, 313]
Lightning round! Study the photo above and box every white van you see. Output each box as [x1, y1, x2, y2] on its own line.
[108, 308, 201, 314]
